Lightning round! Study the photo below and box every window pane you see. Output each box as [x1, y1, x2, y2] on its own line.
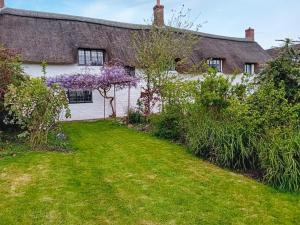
[78, 49, 104, 66]
[91, 51, 98, 66]
[68, 90, 93, 104]
[209, 59, 222, 72]
[97, 51, 104, 66]
[78, 50, 85, 65]
[85, 50, 91, 66]
[245, 63, 254, 74]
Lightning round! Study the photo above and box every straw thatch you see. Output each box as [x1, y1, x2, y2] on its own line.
[0, 7, 271, 73]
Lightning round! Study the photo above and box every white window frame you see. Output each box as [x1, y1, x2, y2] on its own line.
[244, 63, 255, 75]
[67, 89, 93, 104]
[208, 58, 223, 73]
[78, 49, 104, 66]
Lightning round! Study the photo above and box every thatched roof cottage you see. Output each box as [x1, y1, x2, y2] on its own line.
[0, 0, 271, 120]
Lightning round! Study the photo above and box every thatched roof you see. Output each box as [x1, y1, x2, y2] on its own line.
[0, 7, 271, 73]
[267, 44, 300, 59]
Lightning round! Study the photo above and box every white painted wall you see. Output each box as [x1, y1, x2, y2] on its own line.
[23, 64, 143, 121]
[22, 63, 249, 121]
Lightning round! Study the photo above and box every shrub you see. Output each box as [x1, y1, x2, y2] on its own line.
[259, 40, 300, 103]
[128, 108, 145, 125]
[247, 81, 299, 132]
[0, 46, 27, 131]
[186, 109, 259, 171]
[4, 78, 70, 149]
[257, 128, 300, 192]
[197, 72, 232, 112]
[145, 57, 300, 192]
[150, 106, 185, 141]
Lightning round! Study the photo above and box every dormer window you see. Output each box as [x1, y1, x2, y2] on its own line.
[244, 63, 255, 75]
[78, 49, 104, 66]
[208, 58, 222, 72]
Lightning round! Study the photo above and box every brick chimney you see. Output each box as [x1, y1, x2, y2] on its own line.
[153, 0, 164, 27]
[245, 27, 255, 41]
[0, 0, 4, 8]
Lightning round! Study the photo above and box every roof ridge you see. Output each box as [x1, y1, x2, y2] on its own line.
[0, 7, 149, 29]
[1, 7, 251, 42]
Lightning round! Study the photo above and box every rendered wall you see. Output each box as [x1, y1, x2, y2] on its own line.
[23, 64, 143, 121]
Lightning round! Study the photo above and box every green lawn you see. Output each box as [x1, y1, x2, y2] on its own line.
[0, 121, 299, 225]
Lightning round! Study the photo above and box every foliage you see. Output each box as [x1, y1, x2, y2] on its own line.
[186, 109, 259, 171]
[257, 127, 300, 191]
[0, 140, 28, 159]
[127, 108, 145, 125]
[259, 39, 300, 103]
[197, 71, 232, 112]
[41, 60, 48, 78]
[150, 105, 185, 142]
[48, 64, 139, 117]
[0, 46, 28, 130]
[164, 78, 199, 111]
[247, 81, 299, 131]
[4, 78, 70, 149]
[0, 46, 25, 101]
[132, 6, 202, 116]
[149, 68, 300, 191]
[46, 127, 72, 152]
[150, 78, 199, 142]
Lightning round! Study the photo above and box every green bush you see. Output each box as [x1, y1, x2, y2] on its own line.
[0, 46, 28, 131]
[186, 110, 259, 171]
[128, 108, 145, 124]
[150, 107, 185, 141]
[146, 54, 300, 192]
[257, 128, 300, 192]
[4, 78, 70, 149]
[197, 72, 231, 111]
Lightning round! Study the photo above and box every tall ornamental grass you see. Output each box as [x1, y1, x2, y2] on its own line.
[257, 128, 300, 191]
[186, 110, 259, 171]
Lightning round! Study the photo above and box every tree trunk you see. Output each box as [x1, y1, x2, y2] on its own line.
[113, 85, 117, 118]
[97, 89, 116, 118]
[127, 83, 131, 124]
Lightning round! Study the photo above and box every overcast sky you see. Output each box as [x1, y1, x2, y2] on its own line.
[6, 0, 300, 49]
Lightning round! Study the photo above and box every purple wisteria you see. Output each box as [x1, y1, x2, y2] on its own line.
[47, 66, 138, 90]
[47, 65, 139, 117]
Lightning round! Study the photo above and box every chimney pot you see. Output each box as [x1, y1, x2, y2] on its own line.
[0, 0, 4, 8]
[153, 0, 164, 27]
[245, 27, 255, 41]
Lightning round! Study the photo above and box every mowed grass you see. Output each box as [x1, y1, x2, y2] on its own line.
[0, 121, 299, 225]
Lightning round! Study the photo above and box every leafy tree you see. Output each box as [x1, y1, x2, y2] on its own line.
[260, 39, 300, 103]
[0, 46, 28, 130]
[132, 6, 202, 116]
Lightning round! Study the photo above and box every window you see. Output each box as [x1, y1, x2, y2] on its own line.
[208, 58, 222, 72]
[244, 63, 255, 75]
[78, 49, 104, 66]
[125, 66, 136, 77]
[67, 90, 93, 104]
